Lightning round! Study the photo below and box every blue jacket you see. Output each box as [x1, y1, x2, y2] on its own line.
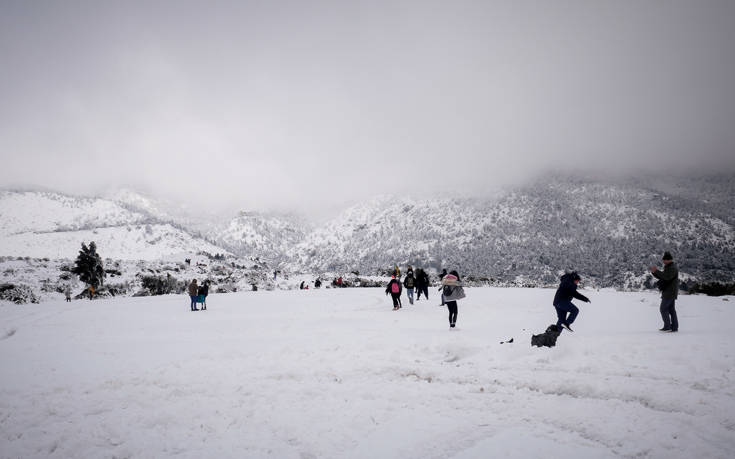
[553, 273, 590, 306]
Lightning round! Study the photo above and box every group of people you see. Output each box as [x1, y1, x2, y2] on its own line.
[385, 266, 466, 328]
[181, 252, 681, 334]
[386, 251, 680, 333]
[187, 279, 210, 311]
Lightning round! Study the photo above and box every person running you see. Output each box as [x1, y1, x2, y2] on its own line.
[188, 279, 199, 311]
[403, 271, 416, 305]
[441, 270, 465, 328]
[650, 251, 679, 332]
[552, 271, 591, 332]
[385, 275, 403, 310]
[415, 268, 429, 301]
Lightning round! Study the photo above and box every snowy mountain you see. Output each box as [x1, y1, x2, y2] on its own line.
[2, 174, 734, 289]
[215, 211, 309, 264]
[288, 175, 735, 286]
[0, 191, 228, 261]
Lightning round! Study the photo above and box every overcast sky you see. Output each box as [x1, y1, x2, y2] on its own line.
[1, 0, 734, 214]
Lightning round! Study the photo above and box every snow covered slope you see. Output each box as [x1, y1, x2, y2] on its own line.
[1, 288, 733, 458]
[0, 191, 229, 260]
[289, 176, 735, 285]
[215, 211, 308, 263]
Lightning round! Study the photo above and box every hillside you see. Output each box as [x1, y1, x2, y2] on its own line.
[1, 174, 734, 291]
[289, 175, 735, 287]
[0, 191, 229, 261]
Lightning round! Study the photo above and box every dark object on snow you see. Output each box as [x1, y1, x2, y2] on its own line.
[500, 338, 514, 344]
[531, 325, 562, 348]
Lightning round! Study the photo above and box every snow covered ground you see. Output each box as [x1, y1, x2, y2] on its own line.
[1, 287, 734, 458]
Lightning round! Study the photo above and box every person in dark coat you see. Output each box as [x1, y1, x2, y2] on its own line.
[197, 281, 209, 310]
[650, 251, 679, 332]
[553, 272, 590, 332]
[403, 272, 416, 305]
[385, 275, 403, 310]
[415, 268, 429, 301]
[188, 279, 199, 311]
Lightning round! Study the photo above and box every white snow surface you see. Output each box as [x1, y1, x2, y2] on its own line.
[1, 288, 734, 459]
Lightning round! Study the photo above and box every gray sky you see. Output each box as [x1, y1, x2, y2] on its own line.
[1, 0, 734, 214]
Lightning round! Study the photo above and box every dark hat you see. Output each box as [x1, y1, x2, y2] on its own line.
[662, 252, 673, 261]
[570, 272, 581, 281]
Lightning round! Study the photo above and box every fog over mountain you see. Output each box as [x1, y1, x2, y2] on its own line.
[1, 1, 734, 213]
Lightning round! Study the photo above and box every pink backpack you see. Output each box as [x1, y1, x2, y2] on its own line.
[391, 282, 400, 293]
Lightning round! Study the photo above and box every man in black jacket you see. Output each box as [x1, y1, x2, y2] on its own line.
[650, 252, 679, 332]
[553, 272, 591, 332]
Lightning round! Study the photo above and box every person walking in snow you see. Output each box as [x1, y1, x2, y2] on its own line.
[188, 279, 199, 311]
[650, 251, 679, 332]
[415, 268, 429, 301]
[553, 271, 591, 332]
[386, 275, 403, 310]
[64, 286, 72, 302]
[441, 270, 465, 328]
[403, 271, 416, 305]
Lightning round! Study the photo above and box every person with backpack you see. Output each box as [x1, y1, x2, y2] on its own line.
[441, 270, 465, 328]
[385, 275, 403, 310]
[650, 251, 679, 332]
[553, 271, 590, 332]
[403, 271, 416, 305]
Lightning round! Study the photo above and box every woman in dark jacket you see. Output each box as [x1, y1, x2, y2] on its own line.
[553, 272, 590, 332]
[386, 275, 402, 310]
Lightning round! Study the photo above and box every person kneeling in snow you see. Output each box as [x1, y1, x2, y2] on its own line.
[553, 271, 590, 332]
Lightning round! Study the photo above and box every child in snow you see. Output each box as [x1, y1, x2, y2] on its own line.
[441, 270, 465, 328]
[64, 286, 72, 302]
[553, 271, 591, 332]
[386, 275, 403, 310]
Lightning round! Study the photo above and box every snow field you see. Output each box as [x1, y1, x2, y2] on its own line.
[1, 288, 734, 458]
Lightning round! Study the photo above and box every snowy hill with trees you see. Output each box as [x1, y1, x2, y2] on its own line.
[290, 175, 735, 287]
[1, 174, 734, 302]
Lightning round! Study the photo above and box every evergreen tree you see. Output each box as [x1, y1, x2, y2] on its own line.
[72, 242, 106, 289]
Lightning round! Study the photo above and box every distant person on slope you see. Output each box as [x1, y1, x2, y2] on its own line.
[65, 286, 72, 302]
[188, 279, 199, 311]
[553, 272, 590, 332]
[386, 275, 403, 310]
[403, 271, 416, 305]
[650, 252, 679, 332]
[441, 271, 465, 328]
